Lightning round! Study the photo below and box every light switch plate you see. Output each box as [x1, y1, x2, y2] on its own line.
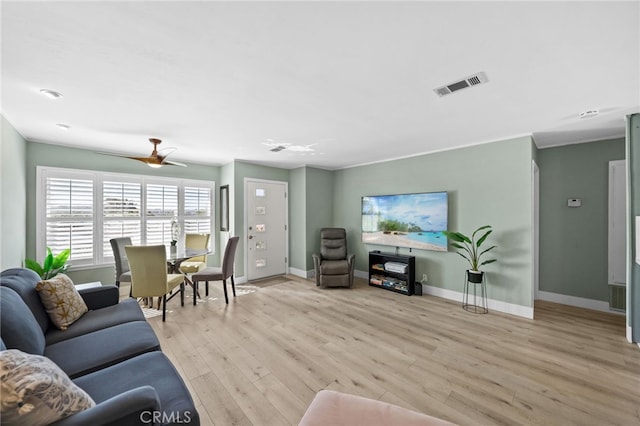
[568, 198, 582, 207]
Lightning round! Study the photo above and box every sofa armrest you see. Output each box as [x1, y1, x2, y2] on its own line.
[52, 386, 160, 426]
[78, 285, 120, 310]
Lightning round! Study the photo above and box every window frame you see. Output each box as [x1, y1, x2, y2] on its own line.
[36, 166, 215, 269]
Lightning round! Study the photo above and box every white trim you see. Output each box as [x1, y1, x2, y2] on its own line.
[355, 269, 368, 280]
[532, 160, 540, 303]
[608, 160, 627, 286]
[537, 290, 625, 316]
[355, 268, 533, 319]
[289, 267, 312, 279]
[423, 285, 534, 319]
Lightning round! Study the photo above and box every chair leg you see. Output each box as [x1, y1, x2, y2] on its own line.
[231, 275, 236, 298]
[162, 295, 167, 322]
[223, 279, 229, 304]
[193, 280, 198, 306]
[180, 282, 185, 307]
[205, 281, 209, 297]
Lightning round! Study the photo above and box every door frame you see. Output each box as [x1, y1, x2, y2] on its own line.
[243, 177, 289, 281]
[608, 159, 627, 286]
[532, 160, 540, 307]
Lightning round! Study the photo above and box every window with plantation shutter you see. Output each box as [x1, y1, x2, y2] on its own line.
[44, 176, 94, 264]
[146, 184, 178, 246]
[37, 167, 215, 269]
[103, 180, 141, 255]
[184, 186, 212, 236]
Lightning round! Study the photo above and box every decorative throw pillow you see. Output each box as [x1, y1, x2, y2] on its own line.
[0, 349, 95, 426]
[36, 274, 88, 330]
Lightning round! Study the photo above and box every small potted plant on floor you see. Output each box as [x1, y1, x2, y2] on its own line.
[443, 225, 497, 283]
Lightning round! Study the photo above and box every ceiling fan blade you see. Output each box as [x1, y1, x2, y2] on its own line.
[162, 159, 187, 167]
[95, 151, 134, 158]
[157, 146, 186, 167]
[95, 138, 187, 168]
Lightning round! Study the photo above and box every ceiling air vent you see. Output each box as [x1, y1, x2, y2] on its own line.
[434, 72, 489, 97]
[270, 145, 286, 152]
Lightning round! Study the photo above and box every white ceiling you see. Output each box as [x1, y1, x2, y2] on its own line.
[2, 1, 638, 170]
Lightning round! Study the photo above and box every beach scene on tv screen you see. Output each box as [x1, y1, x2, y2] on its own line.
[362, 192, 448, 252]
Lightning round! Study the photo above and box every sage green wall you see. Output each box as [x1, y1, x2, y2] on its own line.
[289, 167, 306, 271]
[288, 166, 333, 272]
[538, 138, 625, 302]
[306, 167, 333, 270]
[333, 136, 534, 308]
[26, 141, 220, 285]
[232, 161, 290, 278]
[0, 116, 27, 270]
[628, 114, 639, 341]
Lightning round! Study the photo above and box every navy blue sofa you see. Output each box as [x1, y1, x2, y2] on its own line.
[0, 268, 199, 426]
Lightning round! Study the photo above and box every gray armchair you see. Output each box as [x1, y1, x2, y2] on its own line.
[312, 228, 355, 288]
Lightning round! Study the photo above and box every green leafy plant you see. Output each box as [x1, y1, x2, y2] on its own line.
[443, 225, 497, 272]
[24, 247, 71, 279]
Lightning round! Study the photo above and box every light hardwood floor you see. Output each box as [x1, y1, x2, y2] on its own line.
[133, 276, 640, 426]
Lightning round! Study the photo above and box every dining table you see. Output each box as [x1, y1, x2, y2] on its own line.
[166, 247, 211, 301]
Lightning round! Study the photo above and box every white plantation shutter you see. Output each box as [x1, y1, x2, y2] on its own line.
[37, 167, 215, 267]
[184, 186, 212, 236]
[103, 181, 142, 255]
[146, 184, 178, 246]
[45, 177, 94, 262]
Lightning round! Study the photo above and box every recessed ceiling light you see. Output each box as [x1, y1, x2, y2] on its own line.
[40, 89, 63, 99]
[56, 123, 70, 130]
[579, 109, 599, 119]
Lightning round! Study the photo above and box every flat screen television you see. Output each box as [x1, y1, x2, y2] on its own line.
[361, 191, 448, 252]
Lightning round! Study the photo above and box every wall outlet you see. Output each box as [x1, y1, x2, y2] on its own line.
[421, 274, 428, 283]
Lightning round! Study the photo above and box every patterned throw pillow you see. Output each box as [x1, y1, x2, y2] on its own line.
[0, 349, 95, 425]
[36, 274, 88, 330]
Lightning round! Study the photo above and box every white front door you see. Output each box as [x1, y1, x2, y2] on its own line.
[245, 179, 288, 281]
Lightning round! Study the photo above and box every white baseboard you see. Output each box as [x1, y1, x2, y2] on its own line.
[422, 284, 534, 319]
[354, 269, 368, 279]
[356, 269, 532, 318]
[537, 290, 624, 316]
[289, 267, 312, 279]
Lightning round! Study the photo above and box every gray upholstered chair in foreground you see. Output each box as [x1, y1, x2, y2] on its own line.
[312, 228, 355, 288]
[191, 236, 240, 305]
[109, 237, 132, 288]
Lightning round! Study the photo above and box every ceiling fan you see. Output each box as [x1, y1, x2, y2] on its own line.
[99, 138, 187, 168]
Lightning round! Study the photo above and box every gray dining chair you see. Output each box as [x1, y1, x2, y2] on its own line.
[191, 236, 239, 305]
[110, 237, 132, 288]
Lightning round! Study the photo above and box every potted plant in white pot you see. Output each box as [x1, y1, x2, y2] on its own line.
[443, 225, 497, 283]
